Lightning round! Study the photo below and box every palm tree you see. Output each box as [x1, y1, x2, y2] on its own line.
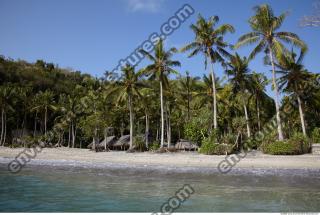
[194, 74, 223, 130]
[225, 53, 253, 138]
[176, 71, 200, 121]
[0, 84, 15, 146]
[235, 4, 307, 140]
[140, 39, 180, 148]
[276, 50, 313, 136]
[110, 64, 145, 149]
[181, 14, 235, 130]
[32, 90, 56, 136]
[251, 72, 269, 132]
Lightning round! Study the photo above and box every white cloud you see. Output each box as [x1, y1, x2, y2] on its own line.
[127, 0, 164, 13]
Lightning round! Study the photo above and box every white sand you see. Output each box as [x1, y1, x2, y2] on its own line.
[0, 146, 319, 170]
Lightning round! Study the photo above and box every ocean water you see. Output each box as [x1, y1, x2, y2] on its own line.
[0, 163, 319, 212]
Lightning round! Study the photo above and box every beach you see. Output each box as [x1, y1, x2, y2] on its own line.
[0, 146, 319, 170]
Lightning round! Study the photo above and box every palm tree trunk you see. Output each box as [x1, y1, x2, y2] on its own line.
[104, 127, 108, 150]
[208, 54, 218, 130]
[44, 106, 47, 136]
[269, 50, 284, 141]
[243, 104, 251, 138]
[0, 108, 4, 146]
[3, 112, 6, 146]
[297, 95, 307, 136]
[187, 75, 190, 121]
[257, 99, 261, 132]
[166, 103, 171, 148]
[129, 94, 134, 149]
[145, 112, 149, 148]
[68, 125, 71, 148]
[160, 80, 165, 148]
[33, 111, 37, 137]
[71, 121, 75, 148]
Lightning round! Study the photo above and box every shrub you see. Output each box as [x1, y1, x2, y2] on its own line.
[263, 141, 299, 155]
[311, 128, 320, 143]
[149, 141, 160, 151]
[244, 137, 259, 150]
[184, 109, 211, 144]
[288, 132, 310, 154]
[262, 133, 310, 155]
[199, 131, 233, 155]
[133, 136, 146, 152]
[221, 133, 236, 145]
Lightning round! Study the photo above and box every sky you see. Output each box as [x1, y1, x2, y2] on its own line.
[0, 0, 319, 94]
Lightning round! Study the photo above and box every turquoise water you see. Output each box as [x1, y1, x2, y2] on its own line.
[0, 163, 320, 212]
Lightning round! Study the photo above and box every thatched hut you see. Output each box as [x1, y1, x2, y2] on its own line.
[112, 135, 130, 150]
[175, 139, 199, 151]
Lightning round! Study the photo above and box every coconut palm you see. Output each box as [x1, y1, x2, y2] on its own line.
[276, 50, 313, 136]
[225, 53, 253, 138]
[235, 4, 307, 140]
[0, 84, 15, 146]
[110, 64, 145, 149]
[250, 72, 270, 132]
[140, 39, 181, 148]
[181, 14, 235, 130]
[32, 90, 56, 136]
[176, 71, 200, 121]
[195, 75, 223, 118]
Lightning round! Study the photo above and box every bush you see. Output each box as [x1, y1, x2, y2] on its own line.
[133, 136, 146, 152]
[221, 133, 236, 145]
[149, 141, 160, 151]
[262, 133, 310, 155]
[184, 109, 211, 144]
[263, 141, 299, 155]
[199, 131, 233, 155]
[288, 132, 310, 154]
[311, 128, 320, 143]
[244, 137, 260, 150]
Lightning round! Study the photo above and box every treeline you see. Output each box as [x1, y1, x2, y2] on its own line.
[0, 4, 319, 154]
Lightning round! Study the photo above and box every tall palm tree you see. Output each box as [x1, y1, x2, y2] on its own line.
[251, 72, 269, 132]
[32, 90, 56, 136]
[225, 53, 253, 138]
[176, 71, 200, 121]
[181, 14, 235, 130]
[276, 50, 313, 136]
[0, 84, 15, 146]
[235, 4, 307, 140]
[140, 39, 180, 148]
[195, 74, 223, 123]
[110, 64, 145, 149]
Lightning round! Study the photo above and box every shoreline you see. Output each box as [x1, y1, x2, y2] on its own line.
[0, 147, 320, 175]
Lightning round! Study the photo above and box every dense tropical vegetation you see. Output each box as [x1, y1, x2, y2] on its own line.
[0, 4, 319, 155]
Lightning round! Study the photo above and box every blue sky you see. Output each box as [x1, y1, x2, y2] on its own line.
[0, 0, 319, 89]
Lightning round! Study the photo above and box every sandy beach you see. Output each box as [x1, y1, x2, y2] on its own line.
[0, 146, 320, 171]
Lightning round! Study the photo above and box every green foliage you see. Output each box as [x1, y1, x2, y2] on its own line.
[199, 131, 233, 155]
[221, 133, 236, 145]
[149, 141, 160, 151]
[184, 109, 211, 144]
[311, 128, 320, 143]
[288, 132, 310, 153]
[244, 137, 259, 150]
[263, 141, 298, 155]
[263, 133, 310, 155]
[133, 136, 146, 152]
